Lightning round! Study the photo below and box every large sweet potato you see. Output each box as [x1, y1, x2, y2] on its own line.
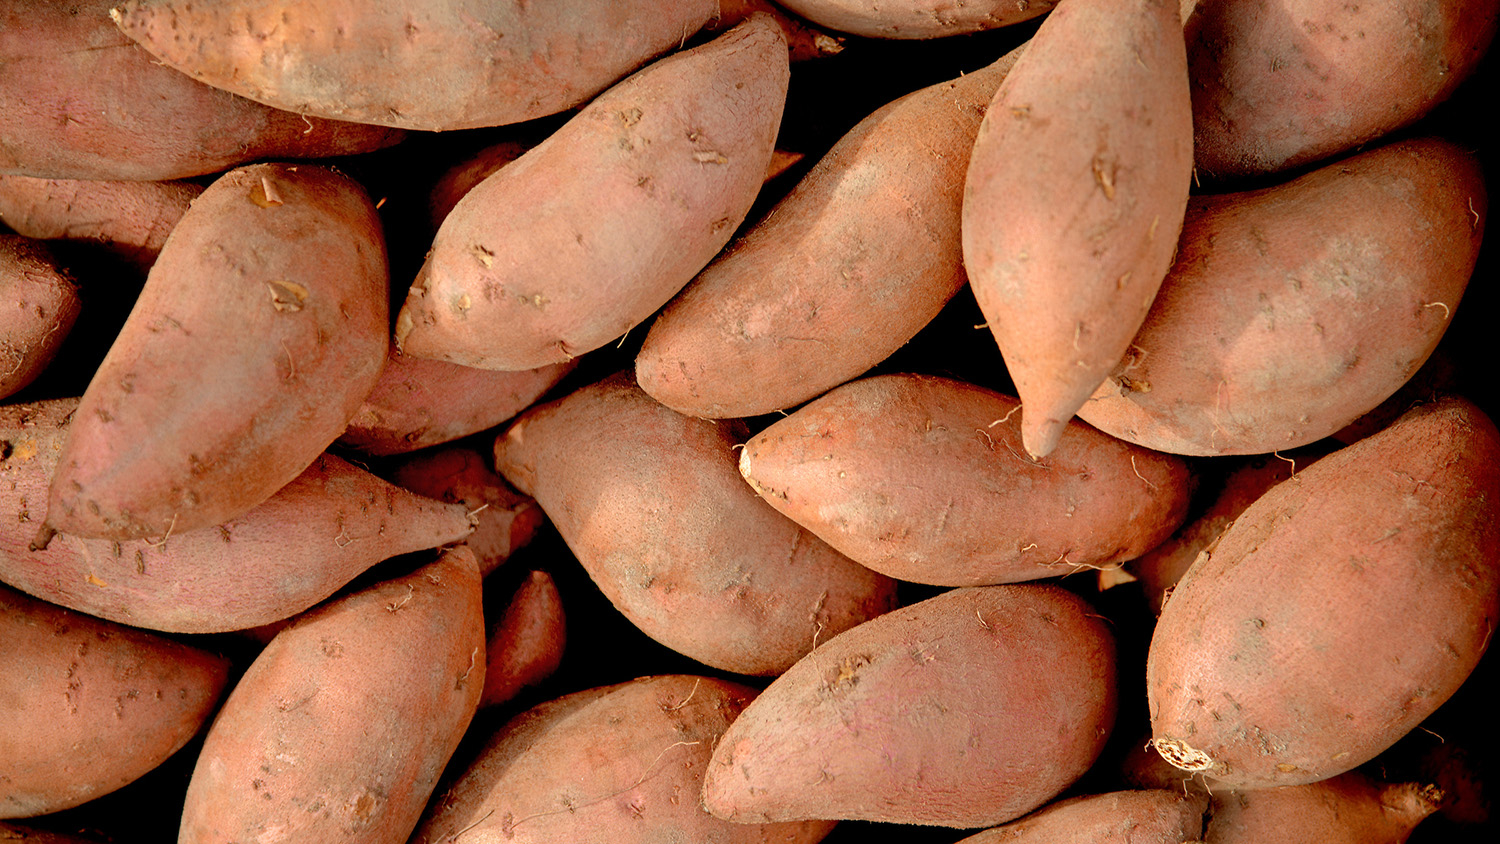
[957, 790, 1205, 843]
[702, 585, 1117, 828]
[111, 0, 719, 131]
[492, 373, 897, 675]
[962, 0, 1193, 459]
[395, 16, 789, 371]
[1077, 138, 1486, 456]
[0, 236, 80, 399]
[1148, 397, 1500, 789]
[0, 581, 229, 818]
[179, 547, 486, 844]
[0, 175, 202, 273]
[41, 163, 388, 543]
[738, 374, 1192, 586]
[0, 0, 402, 181]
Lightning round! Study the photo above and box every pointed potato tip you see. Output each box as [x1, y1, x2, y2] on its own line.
[1021, 413, 1065, 460]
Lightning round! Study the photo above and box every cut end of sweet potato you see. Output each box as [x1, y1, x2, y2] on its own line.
[1153, 736, 1215, 773]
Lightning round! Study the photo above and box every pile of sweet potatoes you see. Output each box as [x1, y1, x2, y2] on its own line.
[1, 1, 1497, 843]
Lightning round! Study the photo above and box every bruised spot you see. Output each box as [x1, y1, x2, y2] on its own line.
[268, 280, 309, 312]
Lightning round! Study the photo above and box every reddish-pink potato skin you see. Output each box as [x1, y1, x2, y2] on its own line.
[702, 585, 1118, 828]
[412, 676, 835, 844]
[962, 0, 1193, 459]
[178, 547, 486, 844]
[635, 49, 1019, 419]
[0, 0, 402, 181]
[0, 582, 229, 818]
[775, 0, 1056, 38]
[1205, 772, 1440, 844]
[389, 446, 543, 578]
[480, 570, 566, 709]
[111, 0, 719, 132]
[426, 141, 531, 229]
[1148, 397, 1500, 789]
[1187, 0, 1500, 178]
[0, 176, 202, 273]
[395, 17, 789, 371]
[706, 0, 846, 61]
[0, 236, 80, 399]
[45, 163, 389, 542]
[2, 399, 475, 634]
[739, 374, 1192, 586]
[1078, 138, 1487, 456]
[958, 790, 1206, 843]
[492, 373, 897, 676]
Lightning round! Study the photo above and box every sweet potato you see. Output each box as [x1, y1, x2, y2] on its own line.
[0, 823, 101, 843]
[426, 141, 531, 230]
[2, 399, 475, 633]
[388, 446, 543, 578]
[737, 374, 1192, 586]
[962, 0, 1193, 459]
[411, 675, 836, 844]
[480, 570, 566, 710]
[41, 163, 388, 543]
[395, 16, 789, 371]
[0, 236, 80, 400]
[1188, 0, 1500, 179]
[492, 373, 897, 676]
[110, 0, 719, 131]
[702, 585, 1117, 828]
[635, 48, 1020, 419]
[178, 546, 486, 844]
[0, 175, 202, 273]
[957, 790, 1206, 843]
[707, 0, 845, 60]
[775, 0, 1055, 38]
[0, 581, 229, 818]
[0, 0, 402, 181]
[1077, 138, 1486, 456]
[1148, 397, 1500, 789]
[1205, 772, 1441, 844]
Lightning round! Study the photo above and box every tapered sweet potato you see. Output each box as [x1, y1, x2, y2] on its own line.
[389, 446, 543, 578]
[738, 374, 1192, 586]
[0, 175, 202, 273]
[776, 0, 1056, 38]
[957, 790, 1205, 843]
[0, 581, 229, 818]
[963, 0, 1193, 459]
[426, 141, 532, 230]
[1148, 397, 1500, 789]
[481, 570, 565, 709]
[411, 675, 836, 844]
[636, 48, 1020, 419]
[707, 0, 845, 60]
[395, 16, 789, 371]
[493, 373, 897, 676]
[0, 237, 80, 399]
[1205, 772, 1441, 844]
[702, 585, 1117, 828]
[1077, 138, 1486, 456]
[1188, 0, 1500, 179]
[179, 546, 486, 844]
[0, 0, 402, 181]
[111, 0, 718, 132]
[42, 163, 388, 543]
[2, 399, 475, 633]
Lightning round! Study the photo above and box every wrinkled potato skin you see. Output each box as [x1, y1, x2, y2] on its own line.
[0, 237, 80, 399]
[959, 790, 1206, 843]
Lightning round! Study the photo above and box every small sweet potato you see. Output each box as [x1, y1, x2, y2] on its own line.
[395, 16, 789, 371]
[411, 675, 836, 844]
[2, 399, 476, 634]
[958, 790, 1206, 843]
[1205, 772, 1441, 844]
[43, 163, 389, 542]
[775, 0, 1056, 38]
[388, 446, 543, 578]
[0, 236, 80, 399]
[0, 175, 202, 273]
[493, 373, 897, 676]
[111, 0, 719, 131]
[702, 585, 1117, 828]
[738, 374, 1192, 586]
[0, 0, 402, 181]
[179, 546, 486, 844]
[1077, 138, 1486, 456]
[1148, 397, 1500, 789]
[426, 141, 532, 230]
[481, 570, 566, 710]
[0, 581, 229, 818]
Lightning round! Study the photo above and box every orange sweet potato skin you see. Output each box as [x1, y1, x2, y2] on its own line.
[738, 374, 1192, 586]
[776, 0, 1056, 38]
[0, 0, 402, 181]
[45, 163, 389, 542]
[702, 586, 1117, 828]
[1188, 0, 1500, 178]
[1148, 397, 1500, 789]
[396, 17, 789, 371]
[412, 675, 835, 844]
[480, 570, 566, 709]
[493, 373, 897, 676]
[0, 176, 202, 273]
[635, 49, 1019, 419]
[2, 399, 475, 633]
[179, 547, 486, 844]
[1078, 138, 1486, 456]
[0, 582, 229, 818]
[0, 236, 80, 399]
[959, 790, 1205, 843]
[1205, 772, 1440, 844]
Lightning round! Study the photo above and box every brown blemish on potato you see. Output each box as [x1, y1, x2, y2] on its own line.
[267, 279, 308, 312]
[693, 151, 729, 164]
[1153, 735, 1214, 772]
[471, 244, 494, 268]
